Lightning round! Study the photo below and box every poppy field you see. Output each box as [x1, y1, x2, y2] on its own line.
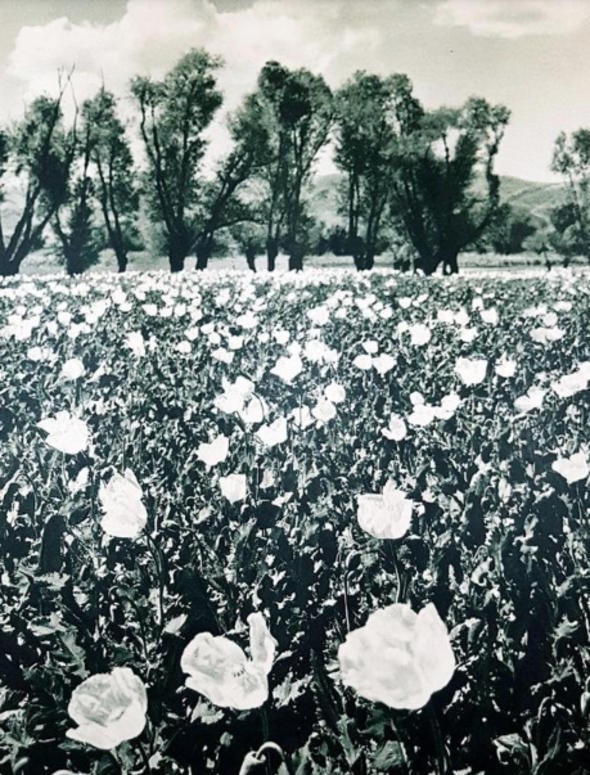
[1, 267, 590, 774]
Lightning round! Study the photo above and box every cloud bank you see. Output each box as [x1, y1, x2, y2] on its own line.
[434, 0, 590, 39]
[6, 0, 382, 111]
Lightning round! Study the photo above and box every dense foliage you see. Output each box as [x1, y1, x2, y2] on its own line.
[1, 268, 590, 773]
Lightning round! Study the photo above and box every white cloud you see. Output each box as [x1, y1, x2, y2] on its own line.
[6, 0, 382, 112]
[434, 0, 590, 39]
[4, 0, 384, 170]
[8, 1, 216, 108]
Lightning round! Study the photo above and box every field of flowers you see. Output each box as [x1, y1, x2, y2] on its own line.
[1, 267, 590, 775]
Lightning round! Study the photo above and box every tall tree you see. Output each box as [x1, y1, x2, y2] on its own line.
[131, 49, 223, 272]
[334, 71, 398, 270]
[249, 61, 333, 271]
[551, 129, 590, 260]
[52, 118, 99, 276]
[0, 85, 73, 276]
[387, 80, 509, 274]
[82, 89, 138, 272]
[192, 93, 269, 270]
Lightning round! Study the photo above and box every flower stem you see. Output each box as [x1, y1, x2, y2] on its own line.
[390, 716, 410, 774]
[261, 705, 270, 742]
[135, 740, 152, 773]
[428, 705, 449, 775]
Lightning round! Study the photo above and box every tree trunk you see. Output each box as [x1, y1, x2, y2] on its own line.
[288, 242, 304, 271]
[0, 254, 19, 277]
[195, 240, 211, 271]
[266, 238, 278, 272]
[65, 249, 82, 277]
[420, 248, 458, 276]
[442, 250, 459, 275]
[245, 246, 256, 272]
[353, 252, 365, 271]
[114, 242, 128, 273]
[168, 239, 186, 272]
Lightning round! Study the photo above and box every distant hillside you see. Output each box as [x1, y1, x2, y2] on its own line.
[497, 175, 566, 219]
[309, 173, 568, 228]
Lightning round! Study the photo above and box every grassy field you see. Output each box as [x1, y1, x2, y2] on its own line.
[17, 246, 586, 277]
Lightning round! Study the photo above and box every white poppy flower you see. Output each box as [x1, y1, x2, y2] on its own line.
[514, 386, 545, 413]
[181, 613, 276, 710]
[125, 331, 146, 358]
[212, 347, 233, 364]
[290, 405, 315, 430]
[239, 395, 266, 425]
[311, 398, 337, 424]
[324, 382, 346, 404]
[219, 473, 247, 504]
[495, 357, 516, 378]
[273, 329, 290, 345]
[362, 340, 379, 355]
[454, 357, 487, 386]
[99, 469, 147, 539]
[270, 353, 303, 384]
[437, 309, 454, 324]
[357, 481, 414, 540]
[480, 308, 498, 325]
[307, 306, 330, 325]
[197, 435, 230, 469]
[353, 354, 373, 370]
[338, 603, 455, 710]
[407, 403, 436, 427]
[256, 417, 288, 447]
[372, 353, 395, 375]
[435, 392, 461, 420]
[175, 341, 192, 354]
[551, 370, 588, 399]
[60, 358, 85, 380]
[409, 323, 432, 346]
[381, 413, 407, 441]
[67, 667, 147, 750]
[552, 451, 589, 484]
[37, 412, 90, 455]
[227, 335, 244, 351]
[454, 310, 470, 327]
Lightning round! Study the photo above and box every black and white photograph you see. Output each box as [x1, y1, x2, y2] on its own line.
[1, 0, 590, 772]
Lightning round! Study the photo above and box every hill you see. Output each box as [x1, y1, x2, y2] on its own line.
[309, 172, 568, 228]
[496, 175, 566, 219]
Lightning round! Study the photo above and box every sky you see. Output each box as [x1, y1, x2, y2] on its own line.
[2, 0, 590, 182]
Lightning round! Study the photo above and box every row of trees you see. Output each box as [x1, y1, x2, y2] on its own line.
[8, 47, 576, 277]
[0, 74, 136, 277]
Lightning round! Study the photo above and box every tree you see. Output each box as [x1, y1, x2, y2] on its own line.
[485, 203, 537, 255]
[52, 118, 99, 276]
[249, 61, 333, 271]
[230, 219, 266, 271]
[82, 89, 138, 272]
[543, 202, 582, 263]
[0, 84, 73, 276]
[191, 93, 269, 270]
[387, 80, 510, 274]
[334, 72, 397, 270]
[131, 49, 223, 272]
[551, 129, 590, 260]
